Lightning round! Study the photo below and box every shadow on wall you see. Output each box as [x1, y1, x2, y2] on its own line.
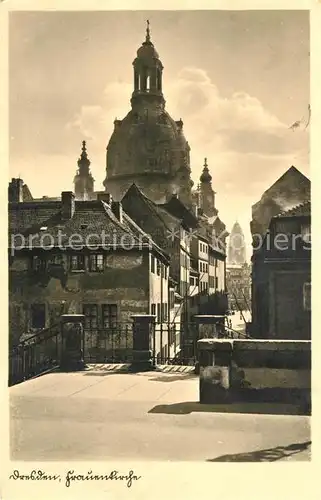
[148, 401, 310, 416]
[207, 441, 311, 462]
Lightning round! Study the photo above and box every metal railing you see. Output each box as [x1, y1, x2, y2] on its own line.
[9, 323, 61, 386]
[9, 319, 252, 386]
[83, 324, 133, 363]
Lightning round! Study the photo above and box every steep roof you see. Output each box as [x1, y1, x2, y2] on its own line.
[122, 183, 181, 232]
[159, 195, 198, 229]
[269, 166, 310, 191]
[274, 200, 311, 218]
[8, 198, 168, 259]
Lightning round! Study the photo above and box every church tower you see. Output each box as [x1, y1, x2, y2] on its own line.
[198, 158, 218, 218]
[103, 21, 193, 206]
[228, 221, 247, 265]
[74, 141, 94, 200]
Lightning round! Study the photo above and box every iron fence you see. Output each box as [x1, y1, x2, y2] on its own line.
[9, 323, 61, 386]
[152, 322, 198, 366]
[9, 319, 252, 386]
[83, 324, 133, 363]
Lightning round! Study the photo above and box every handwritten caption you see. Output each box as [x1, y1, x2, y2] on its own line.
[9, 469, 141, 488]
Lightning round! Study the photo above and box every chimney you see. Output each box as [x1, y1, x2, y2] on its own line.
[111, 201, 123, 223]
[97, 192, 113, 205]
[61, 191, 75, 220]
[8, 178, 24, 203]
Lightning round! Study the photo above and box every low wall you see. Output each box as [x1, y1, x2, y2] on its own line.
[198, 339, 311, 413]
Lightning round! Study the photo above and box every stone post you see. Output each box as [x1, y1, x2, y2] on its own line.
[130, 315, 156, 372]
[193, 315, 226, 374]
[198, 339, 233, 404]
[60, 314, 86, 371]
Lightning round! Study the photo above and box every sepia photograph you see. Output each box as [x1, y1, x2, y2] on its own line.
[7, 8, 311, 468]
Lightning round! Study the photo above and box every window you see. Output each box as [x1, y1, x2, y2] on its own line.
[30, 303, 46, 329]
[190, 277, 194, 286]
[89, 254, 104, 272]
[151, 256, 155, 274]
[301, 223, 311, 244]
[215, 277, 219, 288]
[157, 303, 161, 322]
[70, 255, 85, 271]
[164, 303, 168, 322]
[169, 291, 175, 310]
[151, 303, 156, 316]
[102, 304, 117, 328]
[303, 282, 311, 311]
[83, 304, 98, 329]
[32, 255, 46, 271]
[156, 259, 161, 276]
[161, 303, 167, 322]
[163, 265, 167, 280]
[48, 254, 63, 266]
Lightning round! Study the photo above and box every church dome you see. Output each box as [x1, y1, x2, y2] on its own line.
[103, 22, 193, 206]
[200, 158, 212, 183]
[106, 109, 189, 179]
[137, 40, 159, 59]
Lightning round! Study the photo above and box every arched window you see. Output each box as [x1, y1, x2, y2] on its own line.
[157, 68, 162, 91]
[146, 74, 150, 91]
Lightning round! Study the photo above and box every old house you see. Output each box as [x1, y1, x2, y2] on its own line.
[8, 188, 170, 348]
[121, 184, 197, 322]
[251, 200, 311, 340]
[250, 166, 311, 340]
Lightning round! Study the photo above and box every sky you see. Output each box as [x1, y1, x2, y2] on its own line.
[9, 10, 310, 256]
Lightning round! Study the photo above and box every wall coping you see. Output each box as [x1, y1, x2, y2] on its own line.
[197, 338, 311, 351]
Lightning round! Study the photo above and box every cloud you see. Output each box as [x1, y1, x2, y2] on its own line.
[61, 65, 309, 248]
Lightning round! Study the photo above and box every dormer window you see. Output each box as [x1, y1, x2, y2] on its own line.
[32, 255, 46, 271]
[70, 255, 85, 271]
[89, 254, 104, 272]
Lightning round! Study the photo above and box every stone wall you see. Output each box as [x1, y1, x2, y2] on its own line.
[9, 250, 150, 343]
[198, 338, 311, 414]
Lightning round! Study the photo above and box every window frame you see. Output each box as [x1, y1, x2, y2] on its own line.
[83, 304, 98, 329]
[89, 254, 104, 272]
[102, 304, 118, 328]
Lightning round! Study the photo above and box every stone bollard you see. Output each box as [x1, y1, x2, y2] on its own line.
[198, 339, 233, 404]
[130, 315, 156, 372]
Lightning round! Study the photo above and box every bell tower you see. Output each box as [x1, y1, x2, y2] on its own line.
[74, 141, 94, 200]
[199, 158, 218, 217]
[131, 20, 165, 110]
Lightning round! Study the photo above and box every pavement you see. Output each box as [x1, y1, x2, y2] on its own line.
[10, 364, 311, 462]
